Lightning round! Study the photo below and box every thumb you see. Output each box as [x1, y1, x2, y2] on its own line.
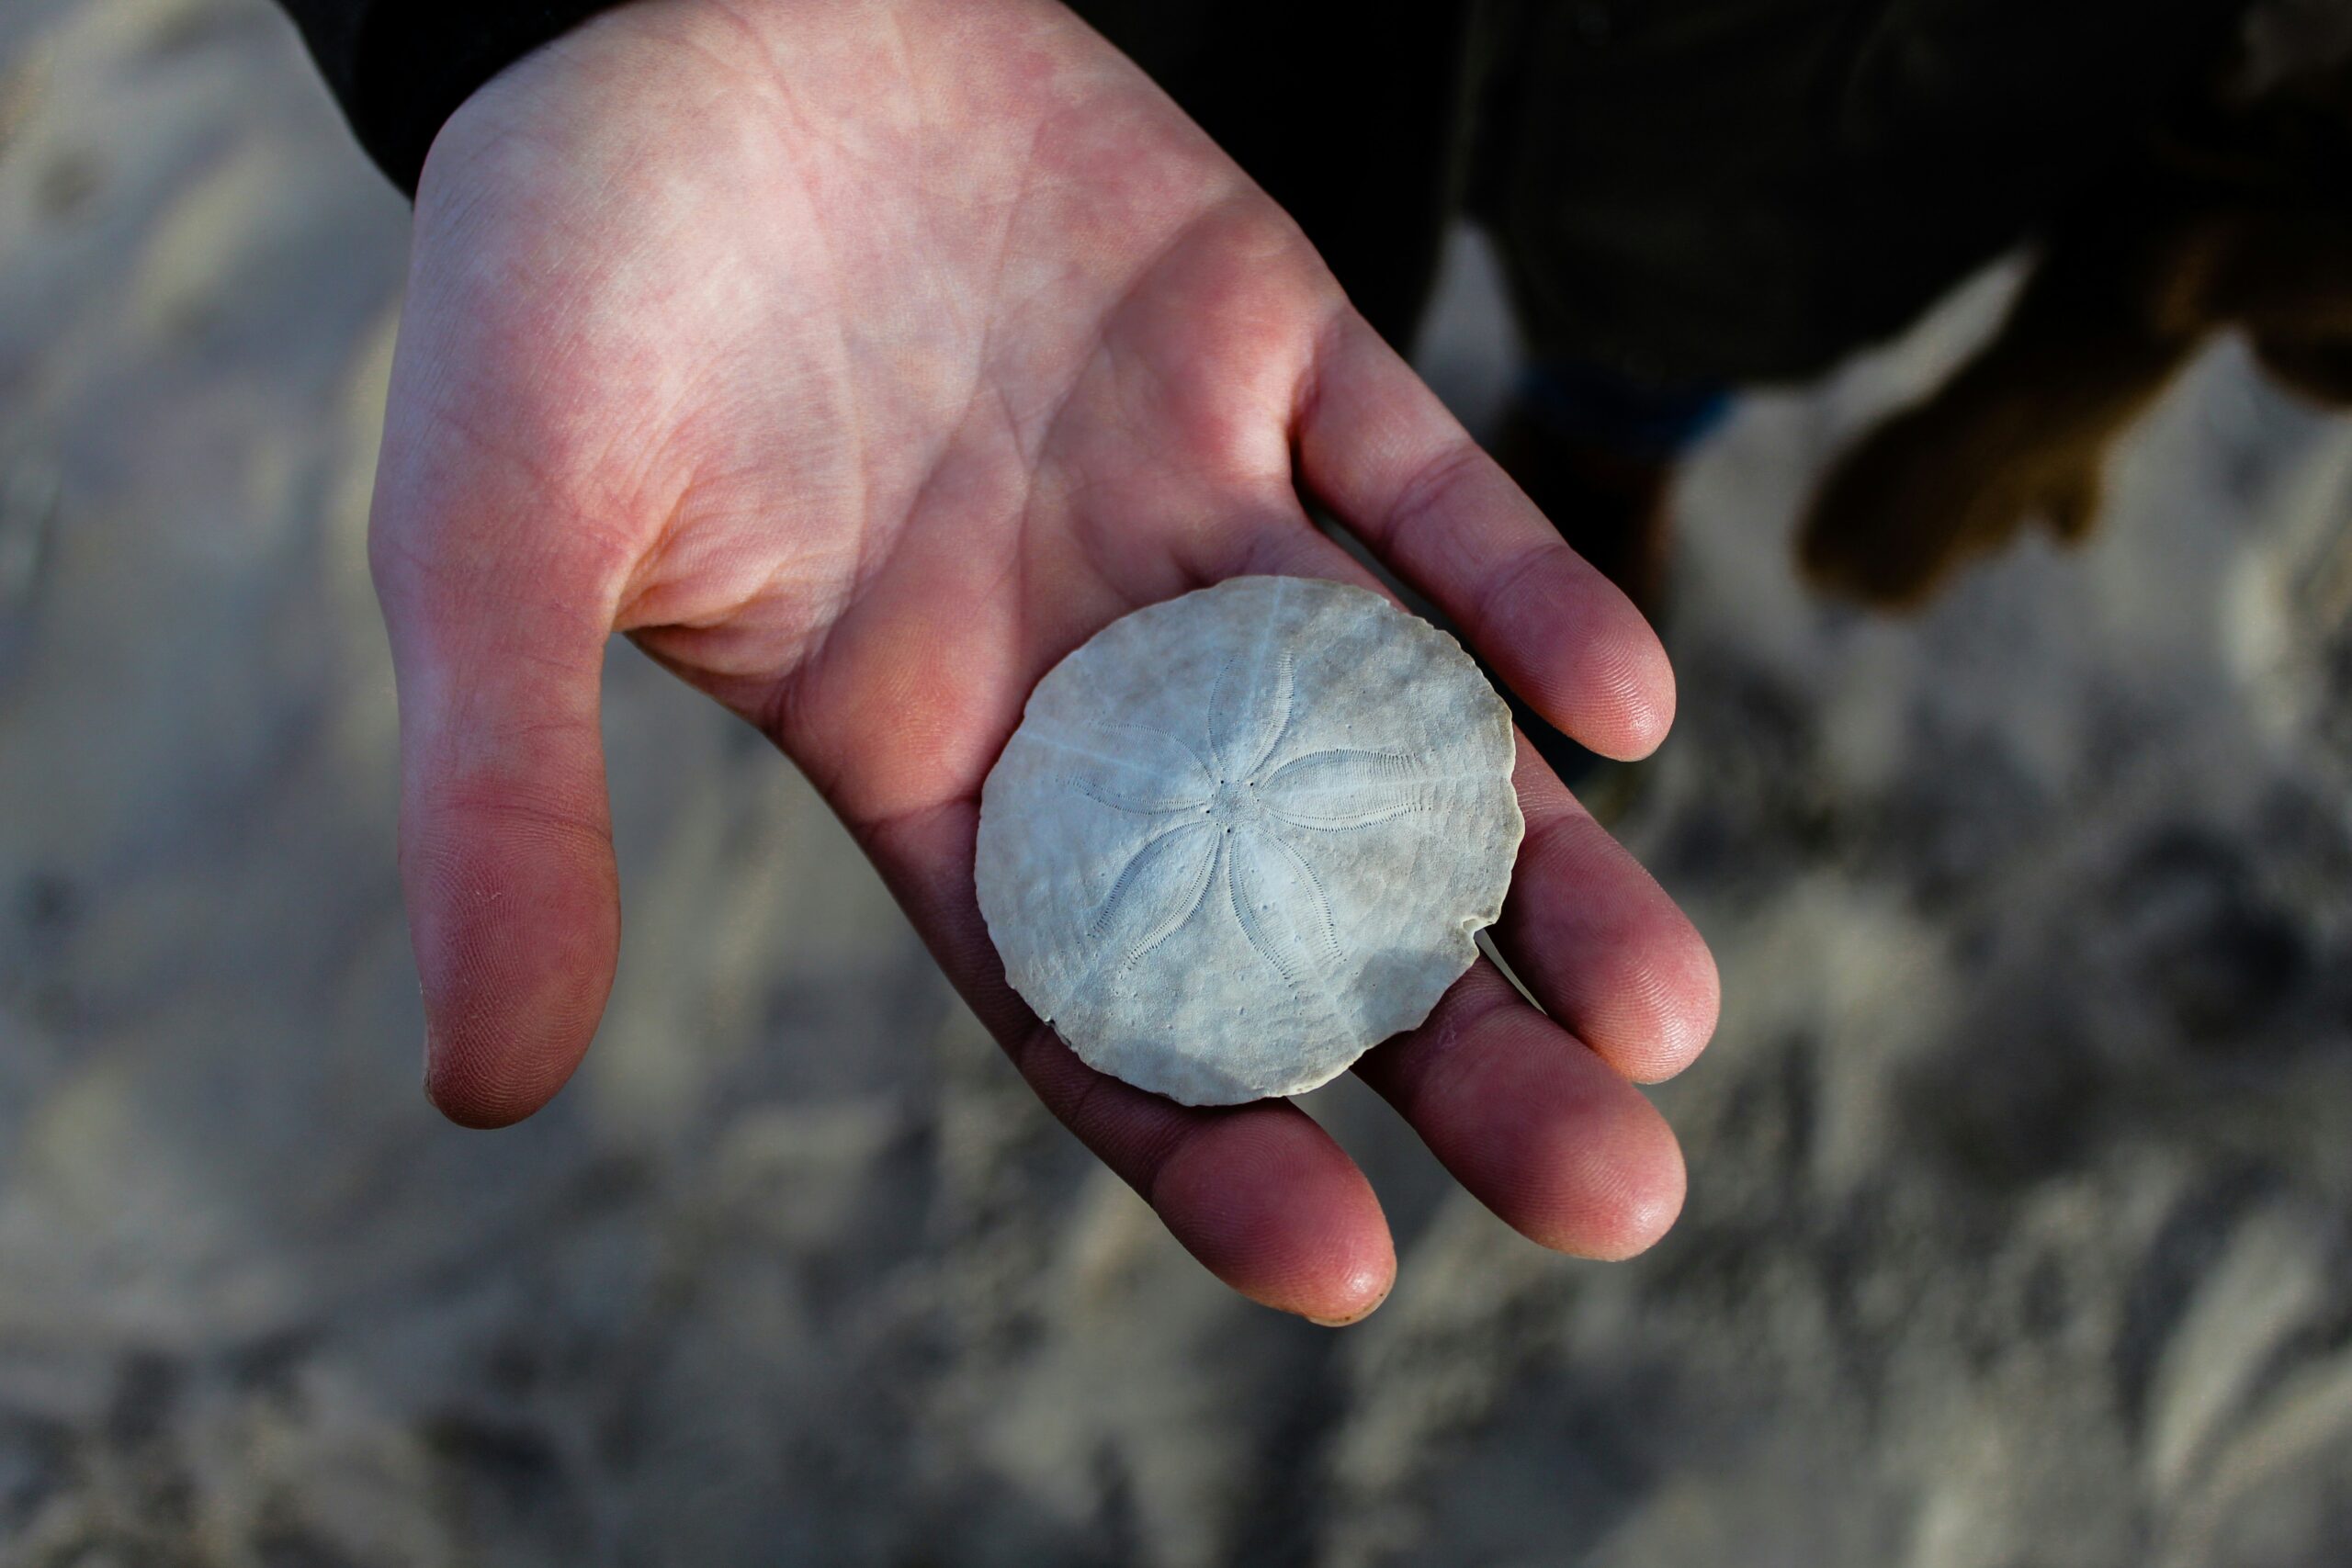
[370, 470, 623, 1129]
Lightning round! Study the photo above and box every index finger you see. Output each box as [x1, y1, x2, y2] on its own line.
[1294, 310, 1676, 761]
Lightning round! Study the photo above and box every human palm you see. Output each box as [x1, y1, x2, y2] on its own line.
[373, 0, 1718, 1323]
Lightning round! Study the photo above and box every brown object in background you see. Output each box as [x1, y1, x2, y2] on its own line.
[1802, 62, 2352, 609]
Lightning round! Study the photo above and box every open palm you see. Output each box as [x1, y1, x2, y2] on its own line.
[372, 0, 1718, 1322]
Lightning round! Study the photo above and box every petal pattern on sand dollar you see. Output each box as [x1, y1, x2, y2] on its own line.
[1225, 829, 1314, 990]
[1089, 818, 1221, 967]
[1204, 610, 1297, 775]
[1259, 749, 1436, 832]
[1244, 829, 1349, 976]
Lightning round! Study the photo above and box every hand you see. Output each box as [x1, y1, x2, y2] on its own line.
[372, 0, 1719, 1323]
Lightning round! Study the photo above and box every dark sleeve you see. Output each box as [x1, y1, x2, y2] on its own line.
[274, 0, 632, 196]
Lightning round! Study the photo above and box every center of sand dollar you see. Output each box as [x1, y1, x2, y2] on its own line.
[1206, 776, 1263, 828]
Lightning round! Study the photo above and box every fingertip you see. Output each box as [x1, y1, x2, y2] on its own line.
[1503, 781, 1721, 1082]
[1487, 558, 1677, 763]
[1610, 638, 1677, 761]
[1575, 598, 1677, 762]
[405, 804, 618, 1131]
[416, 975, 607, 1128]
[1497, 1075, 1684, 1260]
[1594, 925, 1723, 1085]
[1558, 1104, 1686, 1260]
[1642, 930, 1722, 1084]
[423, 1028, 582, 1128]
[1306, 1268, 1395, 1328]
[1149, 1105, 1396, 1324]
[425, 1076, 530, 1130]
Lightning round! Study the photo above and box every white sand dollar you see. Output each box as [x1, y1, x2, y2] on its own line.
[976, 575, 1524, 1105]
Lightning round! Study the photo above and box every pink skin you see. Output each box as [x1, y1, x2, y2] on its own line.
[372, 0, 1720, 1323]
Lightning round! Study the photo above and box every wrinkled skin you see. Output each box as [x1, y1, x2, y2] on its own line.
[375, 0, 1720, 1324]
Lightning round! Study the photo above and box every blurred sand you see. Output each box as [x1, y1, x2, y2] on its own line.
[3, 2, 2350, 1564]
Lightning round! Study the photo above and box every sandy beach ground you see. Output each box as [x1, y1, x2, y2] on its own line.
[3, 2, 2350, 1563]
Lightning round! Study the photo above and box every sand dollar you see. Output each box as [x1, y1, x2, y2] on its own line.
[976, 575, 1523, 1105]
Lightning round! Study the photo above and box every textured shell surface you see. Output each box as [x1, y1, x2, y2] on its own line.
[974, 575, 1524, 1106]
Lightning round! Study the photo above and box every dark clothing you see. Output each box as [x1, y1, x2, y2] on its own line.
[1464, 0, 2247, 381]
[276, 1, 623, 201]
[275, 0, 2246, 381]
